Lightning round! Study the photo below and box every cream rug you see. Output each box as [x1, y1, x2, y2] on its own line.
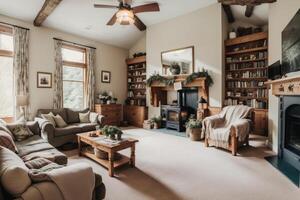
[65, 128, 300, 200]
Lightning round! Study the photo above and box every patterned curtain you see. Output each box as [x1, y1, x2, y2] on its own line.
[13, 27, 29, 118]
[53, 40, 63, 109]
[85, 48, 96, 111]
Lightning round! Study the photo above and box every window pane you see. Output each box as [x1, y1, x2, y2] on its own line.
[63, 81, 84, 110]
[0, 34, 13, 51]
[63, 66, 84, 81]
[0, 56, 14, 117]
[62, 48, 85, 63]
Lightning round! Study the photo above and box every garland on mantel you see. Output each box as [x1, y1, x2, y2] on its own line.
[146, 69, 213, 87]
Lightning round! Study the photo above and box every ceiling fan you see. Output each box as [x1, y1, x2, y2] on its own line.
[94, 0, 160, 31]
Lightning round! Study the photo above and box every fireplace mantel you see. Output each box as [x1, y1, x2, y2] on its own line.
[149, 75, 209, 107]
[266, 76, 300, 96]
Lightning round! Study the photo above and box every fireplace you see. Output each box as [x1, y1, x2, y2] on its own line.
[279, 96, 300, 171]
[161, 105, 188, 132]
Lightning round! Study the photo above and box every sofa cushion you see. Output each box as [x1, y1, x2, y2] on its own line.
[0, 124, 14, 140]
[6, 121, 40, 136]
[73, 123, 97, 132]
[79, 111, 90, 123]
[0, 146, 31, 196]
[25, 157, 53, 169]
[41, 112, 56, 127]
[0, 130, 18, 153]
[54, 125, 82, 137]
[53, 114, 67, 128]
[66, 108, 89, 124]
[37, 109, 68, 124]
[16, 135, 67, 165]
[10, 125, 34, 142]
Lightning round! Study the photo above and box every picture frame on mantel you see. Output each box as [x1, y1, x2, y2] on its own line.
[37, 72, 52, 88]
[101, 70, 111, 83]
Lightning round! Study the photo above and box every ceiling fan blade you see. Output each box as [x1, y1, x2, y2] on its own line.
[107, 13, 117, 25]
[94, 4, 119, 8]
[134, 15, 146, 31]
[218, 0, 276, 5]
[132, 3, 160, 14]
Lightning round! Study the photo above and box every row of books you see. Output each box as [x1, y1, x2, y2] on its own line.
[227, 81, 265, 88]
[128, 63, 146, 70]
[240, 70, 267, 78]
[224, 98, 267, 109]
[227, 60, 267, 70]
[226, 88, 268, 98]
[226, 51, 267, 63]
[227, 40, 267, 53]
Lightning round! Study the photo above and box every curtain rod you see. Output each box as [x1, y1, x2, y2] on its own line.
[53, 38, 96, 50]
[0, 21, 30, 30]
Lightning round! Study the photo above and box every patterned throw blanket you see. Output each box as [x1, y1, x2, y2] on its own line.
[202, 105, 252, 148]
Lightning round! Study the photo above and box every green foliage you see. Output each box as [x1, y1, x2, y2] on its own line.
[186, 118, 202, 129]
[146, 69, 213, 87]
[183, 69, 213, 87]
[101, 125, 123, 137]
[150, 116, 162, 124]
[146, 74, 175, 87]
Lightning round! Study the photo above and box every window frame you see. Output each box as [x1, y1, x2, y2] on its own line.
[0, 25, 14, 119]
[61, 43, 87, 110]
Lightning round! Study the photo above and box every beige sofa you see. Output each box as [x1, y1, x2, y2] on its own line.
[0, 122, 106, 200]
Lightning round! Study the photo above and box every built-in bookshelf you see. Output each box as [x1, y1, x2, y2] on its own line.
[126, 56, 147, 106]
[224, 32, 269, 110]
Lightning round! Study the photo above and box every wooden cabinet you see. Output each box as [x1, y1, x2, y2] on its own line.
[123, 105, 148, 128]
[95, 104, 122, 126]
[253, 109, 268, 136]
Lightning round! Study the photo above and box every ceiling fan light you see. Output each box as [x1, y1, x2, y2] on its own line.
[116, 9, 135, 25]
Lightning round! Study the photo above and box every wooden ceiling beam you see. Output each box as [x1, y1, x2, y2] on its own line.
[222, 4, 235, 23]
[34, 0, 63, 26]
[245, 5, 255, 17]
[218, 0, 276, 6]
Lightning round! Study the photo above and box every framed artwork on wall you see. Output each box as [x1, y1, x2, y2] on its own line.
[101, 71, 111, 83]
[37, 72, 52, 88]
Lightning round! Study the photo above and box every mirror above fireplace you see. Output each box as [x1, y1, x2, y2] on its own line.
[161, 46, 194, 76]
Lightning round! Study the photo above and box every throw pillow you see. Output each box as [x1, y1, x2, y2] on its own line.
[0, 124, 15, 140]
[11, 125, 34, 142]
[53, 114, 68, 128]
[25, 157, 53, 169]
[41, 112, 56, 127]
[0, 130, 18, 153]
[79, 111, 90, 123]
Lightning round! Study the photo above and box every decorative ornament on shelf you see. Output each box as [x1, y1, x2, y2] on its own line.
[169, 62, 181, 75]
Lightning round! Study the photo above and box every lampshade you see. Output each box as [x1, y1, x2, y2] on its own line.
[198, 97, 207, 104]
[116, 9, 135, 25]
[16, 95, 29, 107]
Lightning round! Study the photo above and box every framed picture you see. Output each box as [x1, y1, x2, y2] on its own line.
[101, 71, 111, 83]
[37, 72, 52, 88]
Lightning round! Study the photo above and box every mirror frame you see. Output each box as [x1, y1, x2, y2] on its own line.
[161, 46, 195, 75]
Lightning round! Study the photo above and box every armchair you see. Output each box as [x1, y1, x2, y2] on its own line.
[202, 105, 253, 156]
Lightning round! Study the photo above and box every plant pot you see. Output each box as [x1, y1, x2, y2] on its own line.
[109, 134, 116, 140]
[117, 133, 122, 140]
[189, 128, 202, 141]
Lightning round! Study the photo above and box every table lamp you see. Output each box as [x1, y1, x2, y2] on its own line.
[16, 95, 29, 122]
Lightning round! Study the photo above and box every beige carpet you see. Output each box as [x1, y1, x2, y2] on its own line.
[65, 128, 300, 200]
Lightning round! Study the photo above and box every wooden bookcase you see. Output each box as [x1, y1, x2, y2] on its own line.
[124, 56, 148, 127]
[126, 56, 147, 106]
[224, 32, 269, 135]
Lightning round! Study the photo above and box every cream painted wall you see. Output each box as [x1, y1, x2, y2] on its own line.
[129, 33, 146, 58]
[146, 3, 225, 117]
[268, 0, 300, 153]
[0, 15, 128, 118]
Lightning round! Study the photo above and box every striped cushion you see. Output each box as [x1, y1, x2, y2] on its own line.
[0, 130, 17, 153]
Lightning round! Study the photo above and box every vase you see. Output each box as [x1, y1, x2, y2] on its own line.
[109, 134, 115, 140]
[117, 133, 122, 140]
[170, 65, 181, 75]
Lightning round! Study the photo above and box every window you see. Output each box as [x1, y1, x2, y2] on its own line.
[0, 25, 14, 118]
[62, 44, 87, 110]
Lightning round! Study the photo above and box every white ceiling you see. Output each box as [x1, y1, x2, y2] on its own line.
[231, 4, 269, 26]
[0, 0, 218, 49]
[0, 0, 270, 49]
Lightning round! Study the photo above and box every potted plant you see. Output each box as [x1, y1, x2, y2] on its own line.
[101, 125, 123, 140]
[111, 97, 118, 104]
[186, 118, 202, 141]
[150, 116, 162, 129]
[169, 62, 181, 75]
[99, 91, 109, 104]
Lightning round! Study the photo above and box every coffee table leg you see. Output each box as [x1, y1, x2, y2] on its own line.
[130, 144, 135, 167]
[77, 137, 82, 156]
[108, 151, 114, 177]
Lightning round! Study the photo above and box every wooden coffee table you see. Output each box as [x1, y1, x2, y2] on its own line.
[77, 132, 138, 177]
